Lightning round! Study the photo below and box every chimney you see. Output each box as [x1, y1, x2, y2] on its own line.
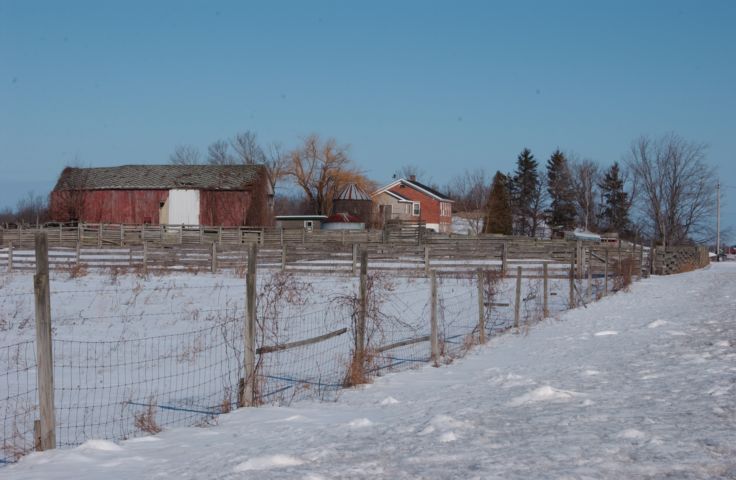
[408, 175, 416, 182]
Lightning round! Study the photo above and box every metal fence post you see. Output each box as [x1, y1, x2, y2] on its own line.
[33, 233, 56, 451]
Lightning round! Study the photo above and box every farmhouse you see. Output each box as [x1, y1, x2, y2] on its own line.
[372, 176, 454, 233]
[50, 164, 273, 226]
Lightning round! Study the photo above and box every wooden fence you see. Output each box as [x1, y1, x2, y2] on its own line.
[0, 237, 657, 280]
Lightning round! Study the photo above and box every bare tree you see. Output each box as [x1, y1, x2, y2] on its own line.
[231, 131, 288, 194]
[393, 164, 426, 181]
[288, 134, 370, 215]
[15, 192, 49, 226]
[445, 169, 489, 234]
[569, 155, 600, 231]
[231, 131, 266, 165]
[207, 140, 235, 165]
[169, 145, 202, 165]
[626, 133, 716, 245]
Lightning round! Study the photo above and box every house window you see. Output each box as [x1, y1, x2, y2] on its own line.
[440, 202, 451, 217]
[412, 202, 421, 216]
[304, 220, 314, 231]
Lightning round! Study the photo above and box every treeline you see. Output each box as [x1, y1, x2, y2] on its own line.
[2, 131, 718, 247]
[445, 133, 717, 246]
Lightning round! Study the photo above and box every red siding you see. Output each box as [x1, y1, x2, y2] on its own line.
[51, 188, 270, 226]
[387, 185, 452, 227]
[51, 189, 168, 224]
[199, 190, 251, 226]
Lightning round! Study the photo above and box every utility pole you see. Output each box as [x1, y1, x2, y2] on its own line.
[716, 180, 721, 262]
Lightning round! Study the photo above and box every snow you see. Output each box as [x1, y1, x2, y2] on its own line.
[3, 264, 736, 478]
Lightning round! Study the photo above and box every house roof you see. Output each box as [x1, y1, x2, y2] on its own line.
[54, 164, 266, 191]
[372, 178, 454, 202]
[384, 190, 412, 202]
[335, 183, 371, 201]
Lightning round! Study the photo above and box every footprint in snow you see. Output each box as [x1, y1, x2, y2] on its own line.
[348, 418, 373, 428]
[233, 454, 304, 471]
[594, 330, 618, 336]
[380, 396, 399, 405]
[508, 386, 581, 406]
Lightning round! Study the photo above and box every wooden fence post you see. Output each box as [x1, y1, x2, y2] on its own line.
[241, 243, 258, 407]
[97, 225, 102, 248]
[119, 224, 124, 246]
[281, 245, 287, 272]
[211, 242, 217, 273]
[569, 250, 575, 309]
[33, 233, 56, 451]
[143, 241, 148, 274]
[424, 246, 430, 276]
[604, 248, 609, 296]
[587, 248, 593, 304]
[543, 262, 549, 318]
[501, 242, 508, 275]
[430, 270, 439, 365]
[477, 269, 485, 344]
[75, 241, 81, 266]
[638, 243, 645, 279]
[7, 241, 12, 273]
[514, 266, 522, 329]
[352, 243, 358, 275]
[357, 250, 368, 362]
[576, 240, 583, 280]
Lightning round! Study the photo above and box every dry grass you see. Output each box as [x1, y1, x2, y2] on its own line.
[613, 257, 634, 291]
[63, 262, 88, 279]
[342, 349, 375, 387]
[220, 387, 233, 414]
[133, 399, 162, 434]
[676, 261, 699, 273]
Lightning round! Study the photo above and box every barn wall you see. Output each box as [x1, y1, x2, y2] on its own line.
[51, 189, 169, 224]
[199, 191, 251, 226]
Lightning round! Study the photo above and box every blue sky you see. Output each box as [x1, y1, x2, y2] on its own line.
[1, 0, 734, 231]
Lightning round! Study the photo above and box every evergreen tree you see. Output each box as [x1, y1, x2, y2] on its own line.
[545, 150, 577, 230]
[598, 162, 630, 233]
[483, 171, 513, 235]
[510, 148, 544, 236]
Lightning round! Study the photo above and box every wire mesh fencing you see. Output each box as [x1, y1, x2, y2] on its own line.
[0, 260, 632, 465]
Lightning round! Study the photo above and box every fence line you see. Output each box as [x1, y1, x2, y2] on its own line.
[0, 234, 705, 465]
[0, 240, 672, 278]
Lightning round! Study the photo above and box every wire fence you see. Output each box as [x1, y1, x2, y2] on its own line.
[0, 261, 631, 465]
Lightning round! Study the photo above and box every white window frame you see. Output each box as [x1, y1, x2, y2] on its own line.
[412, 202, 421, 216]
[304, 220, 314, 231]
[441, 202, 451, 217]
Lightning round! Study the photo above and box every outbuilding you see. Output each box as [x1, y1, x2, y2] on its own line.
[50, 164, 273, 226]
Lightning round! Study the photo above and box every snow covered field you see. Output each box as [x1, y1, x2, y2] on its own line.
[3, 263, 734, 478]
[1, 265, 585, 464]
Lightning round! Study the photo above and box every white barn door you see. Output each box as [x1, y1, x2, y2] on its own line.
[167, 189, 200, 225]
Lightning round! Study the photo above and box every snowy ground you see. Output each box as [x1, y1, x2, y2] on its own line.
[3, 263, 734, 478]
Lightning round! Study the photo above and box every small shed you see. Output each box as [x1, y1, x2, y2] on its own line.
[322, 213, 365, 231]
[275, 215, 328, 232]
[564, 229, 602, 242]
[332, 183, 372, 223]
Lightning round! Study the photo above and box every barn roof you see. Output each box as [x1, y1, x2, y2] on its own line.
[335, 183, 371, 201]
[54, 164, 265, 191]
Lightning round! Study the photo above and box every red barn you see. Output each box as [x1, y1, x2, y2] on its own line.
[372, 176, 454, 233]
[50, 164, 273, 226]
